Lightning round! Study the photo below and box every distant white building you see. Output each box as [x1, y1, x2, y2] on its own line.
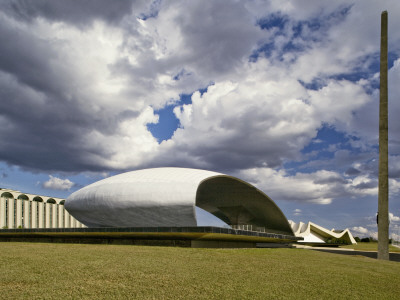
[0, 188, 85, 229]
[289, 220, 357, 245]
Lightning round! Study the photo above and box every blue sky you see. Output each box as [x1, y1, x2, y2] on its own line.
[1, 0, 400, 238]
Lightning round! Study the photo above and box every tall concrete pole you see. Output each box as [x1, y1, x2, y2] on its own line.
[378, 10, 389, 261]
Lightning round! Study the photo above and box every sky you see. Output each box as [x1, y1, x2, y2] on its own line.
[1, 0, 400, 239]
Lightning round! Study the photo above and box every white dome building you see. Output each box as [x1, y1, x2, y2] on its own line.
[65, 167, 294, 235]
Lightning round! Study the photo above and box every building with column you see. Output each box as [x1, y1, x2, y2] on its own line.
[0, 188, 85, 229]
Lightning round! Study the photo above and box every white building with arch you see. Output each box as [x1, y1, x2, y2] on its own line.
[0, 188, 85, 229]
[66, 167, 294, 236]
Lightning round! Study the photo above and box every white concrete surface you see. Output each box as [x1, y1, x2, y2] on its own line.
[66, 167, 294, 234]
[289, 220, 357, 245]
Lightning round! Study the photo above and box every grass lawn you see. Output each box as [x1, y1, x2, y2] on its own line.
[340, 242, 400, 252]
[1, 242, 400, 299]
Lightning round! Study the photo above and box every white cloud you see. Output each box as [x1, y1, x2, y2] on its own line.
[390, 213, 400, 222]
[392, 233, 400, 242]
[239, 168, 341, 204]
[158, 58, 372, 171]
[353, 212, 400, 239]
[308, 80, 372, 130]
[81, 106, 160, 170]
[42, 176, 74, 191]
[293, 209, 302, 216]
[236, 166, 382, 205]
[351, 226, 378, 239]
[370, 231, 378, 240]
[1, 0, 400, 213]
[351, 226, 369, 234]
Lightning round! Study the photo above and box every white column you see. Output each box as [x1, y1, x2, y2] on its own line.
[0, 198, 6, 228]
[31, 202, 37, 228]
[45, 204, 51, 228]
[38, 202, 44, 228]
[58, 205, 64, 228]
[24, 201, 30, 228]
[64, 209, 70, 228]
[54, 204, 58, 228]
[52, 204, 57, 228]
[15, 199, 22, 228]
[8, 198, 14, 228]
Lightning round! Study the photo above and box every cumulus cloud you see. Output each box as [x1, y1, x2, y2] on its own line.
[392, 233, 400, 242]
[354, 212, 400, 239]
[162, 65, 318, 170]
[238, 167, 378, 205]
[0, 0, 144, 27]
[390, 213, 400, 222]
[351, 226, 369, 234]
[369, 231, 378, 240]
[42, 175, 74, 191]
[351, 226, 379, 239]
[0, 0, 400, 214]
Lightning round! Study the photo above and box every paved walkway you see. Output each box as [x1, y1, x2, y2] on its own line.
[312, 248, 400, 262]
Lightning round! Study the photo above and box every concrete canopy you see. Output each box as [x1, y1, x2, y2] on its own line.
[289, 221, 357, 245]
[65, 167, 293, 235]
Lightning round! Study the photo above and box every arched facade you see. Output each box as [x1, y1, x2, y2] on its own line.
[65, 168, 293, 235]
[0, 188, 85, 229]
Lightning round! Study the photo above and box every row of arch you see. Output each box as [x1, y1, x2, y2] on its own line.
[0, 197, 84, 229]
[0, 188, 83, 229]
[1, 190, 65, 205]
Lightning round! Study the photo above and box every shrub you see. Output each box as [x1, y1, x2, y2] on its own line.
[326, 238, 349, 245]
[369, 236, 377, 242]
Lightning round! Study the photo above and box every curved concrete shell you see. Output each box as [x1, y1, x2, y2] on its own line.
[65, 167, 293, 235]
[289, 220, 357, 244]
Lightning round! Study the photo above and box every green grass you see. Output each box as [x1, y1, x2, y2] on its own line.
[1, 243, 400, 299]
[340, 242, 400, 252]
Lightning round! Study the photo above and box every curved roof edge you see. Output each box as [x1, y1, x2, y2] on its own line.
[197, 175, 294, 235]
[1, 188, 65, 204]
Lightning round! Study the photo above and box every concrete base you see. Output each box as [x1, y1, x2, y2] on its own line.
[0, 236, 192, 247]
[256, 243, 293, 248]
[191, 240, 256, 248]
[0, 226, 300, 248]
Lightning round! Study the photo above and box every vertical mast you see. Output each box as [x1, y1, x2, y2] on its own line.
[378, 10, 389, 261]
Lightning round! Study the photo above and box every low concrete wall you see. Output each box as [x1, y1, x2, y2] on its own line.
[191, 240, 256, 248]
[0, 226, 300, 248]
[0, 236, 192, 247]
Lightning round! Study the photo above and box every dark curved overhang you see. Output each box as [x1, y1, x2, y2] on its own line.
[196, 176, 293, 235]
[17, 194, 29, 200]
